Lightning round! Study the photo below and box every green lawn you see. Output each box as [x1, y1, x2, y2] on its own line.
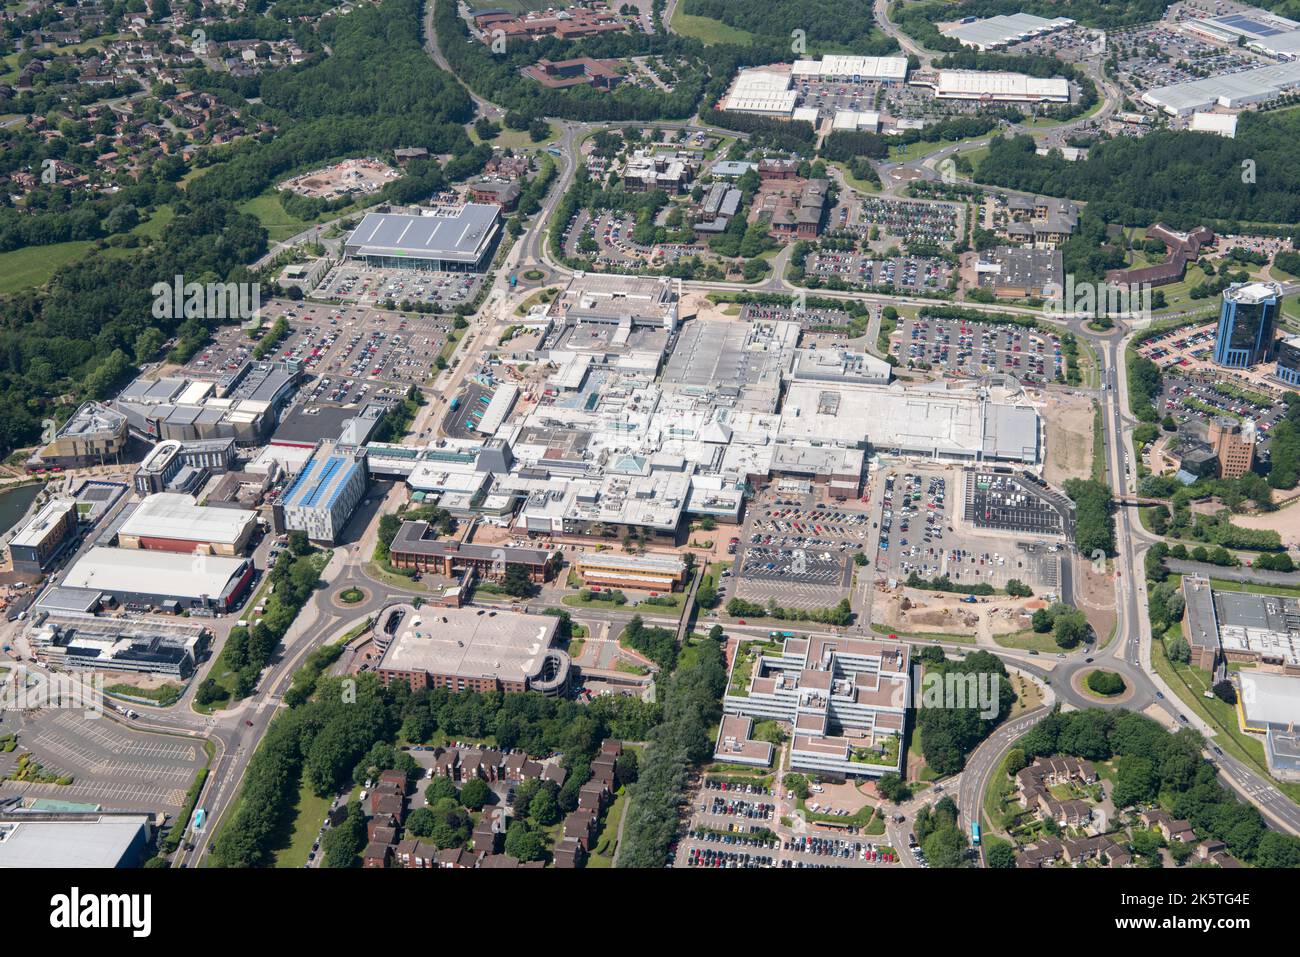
[471, 124, 559, 150]
[669, 8, 755, 44]
[1091, 400, 1106, 483]
[992, 629, 1063, 654]
[889, 133, 991, 164]
[1206, 577, 1300, 600]
[273, 775, 333, 868]
[586, 787, 628, 868]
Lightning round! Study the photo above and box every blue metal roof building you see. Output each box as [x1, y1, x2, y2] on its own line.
[276, 441, 368, 543]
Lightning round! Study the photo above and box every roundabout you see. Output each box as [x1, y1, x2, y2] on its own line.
[1077, 667, 1132, 703]
[333, 585, 370, 608]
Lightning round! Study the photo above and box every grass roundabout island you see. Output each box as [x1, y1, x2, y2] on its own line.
[338, 587, 366, 605]
[1084, 668, 1126, 698]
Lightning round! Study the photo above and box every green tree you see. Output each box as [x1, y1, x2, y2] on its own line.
[503, 820, 545, 862]
[985, 837, 1015, 869]
[459, 777, 492, 811]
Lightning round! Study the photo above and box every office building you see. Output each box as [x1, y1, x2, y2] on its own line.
[722, 632, 910, 779]
[1207, 417, 1256, 479]
[27, 402, 128, 470]
[1213, 281, 1281, 368]
[572, 551, 688, 591]
[388, 521, 553, 582]
[28, 615, 209, 677]
[1276, 334, 1300, 386]
[134, 438, 237, 494]
[8, 498, 78, 573]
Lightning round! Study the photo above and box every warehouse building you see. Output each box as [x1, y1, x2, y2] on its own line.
[8, 498, 78, 573]
[572, 551, 688, 591]
[1183, 574, 1300, 674]
[790, 55, 909, 83]
[777, 380, 1041, 464]
[117, 492, 258, 556]
[1142, 60, 1300, 115]
[931, 70, 1070, 103]
[941, 13, 1075, 51]
[1237, 671, 1300, 781]
[274, 441, 368, 543]
[1183, 10, 1300, 59]
[343, 206, 501, 272]
[721, 68, 798, 115]
[60, 546, 255, 613]
[974, 246, 1064, 299]
[375, 605, 570, 696]
[0, 812, 153, 869]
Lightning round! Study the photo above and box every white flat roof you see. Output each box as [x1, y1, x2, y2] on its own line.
[62, 547, 249, 599]
[1239, 671, 1300, 727]
[0, 816, 150, 868]
[935, 70, 1069, 101]
[941, 13, 1074, 49]
[791, 55, 909, 81]
[1142, 60, 1300, 114]
[119, 492, 256, 546]
[10, 498, 76, 549]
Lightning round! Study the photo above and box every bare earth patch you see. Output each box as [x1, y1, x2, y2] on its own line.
[1042, 391, 1095, 486]
[1230, 497, 1300, 548]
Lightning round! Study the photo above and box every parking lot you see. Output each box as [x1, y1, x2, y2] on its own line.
[855, 197, 960, 247]
[231, 299, 451, 401]
[872, 467, 1063, 594]
[315, 265, 484, 310]
[0, 706, 206, 816]
[806, 252, 951, 292]
[891, 316, 1064, 383]
[964, 471, 1073, 538]
[729, 486, 872, 610]
[673, 779, 899, 869]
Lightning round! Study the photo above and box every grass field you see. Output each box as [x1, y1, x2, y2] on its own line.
[237, 191, 322, 244]
[669, 7, 756, 45]
[889, 133, 990, 164]
[470, 123, 559, 150]
[0, 240, 101, 294]
[273, 776, 333, 868]
[0, 204, 177, 295]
